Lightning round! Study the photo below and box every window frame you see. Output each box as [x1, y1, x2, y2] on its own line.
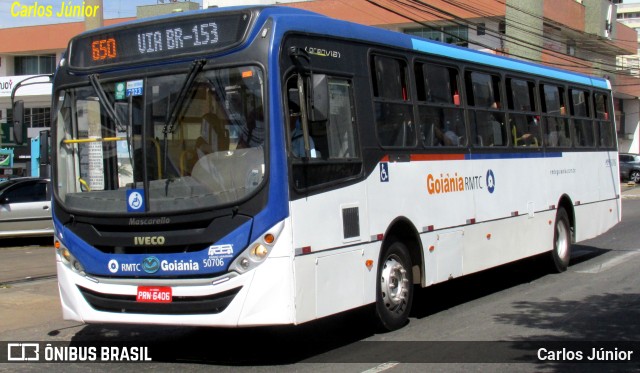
[370, 53, 416, 149]
[287, 72, 364, 191]
[505, 76, 542, 148]
[414, 60, 466, 148]
[464, 69, 508, 148]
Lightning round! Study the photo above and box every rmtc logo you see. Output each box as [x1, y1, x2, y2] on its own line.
[134, 236, 166, 245]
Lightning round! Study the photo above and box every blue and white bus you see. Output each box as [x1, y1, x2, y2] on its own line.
[46, 6, 620, 330]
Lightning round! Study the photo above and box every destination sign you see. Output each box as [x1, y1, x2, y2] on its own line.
[69, 11, 252, 69]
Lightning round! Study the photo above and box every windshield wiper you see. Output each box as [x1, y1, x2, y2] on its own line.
[88, 74, 126, 132]
[163, 59, 207, 135]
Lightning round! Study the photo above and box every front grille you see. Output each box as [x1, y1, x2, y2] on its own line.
[94, 243, 211, 254]
[78, 286, 241, 315]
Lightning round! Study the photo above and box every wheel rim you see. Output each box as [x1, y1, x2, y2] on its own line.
[380, 255, 410, 314]
[632, 171, 640, 183]
[556, 220, 569, 262]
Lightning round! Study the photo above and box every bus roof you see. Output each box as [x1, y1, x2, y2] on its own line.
[70, 5, 610, 90]
[257, 6, 610, 90]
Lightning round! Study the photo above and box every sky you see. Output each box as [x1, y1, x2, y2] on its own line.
[0, 0, 172, 28]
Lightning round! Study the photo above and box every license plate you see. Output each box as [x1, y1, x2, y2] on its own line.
[136, 286, 172, 303]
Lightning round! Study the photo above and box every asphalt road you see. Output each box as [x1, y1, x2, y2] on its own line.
[1, 198, 640, 372]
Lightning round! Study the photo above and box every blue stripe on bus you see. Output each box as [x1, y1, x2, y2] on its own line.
[411, 38, 609, 89]
[465, 152, 563, 160]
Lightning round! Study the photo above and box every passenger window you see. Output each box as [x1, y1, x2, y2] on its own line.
[415, 62, 465, 147]
[594, 92, 614, 148]
[507, 78, 541, 147]
[570, 89, 594, 148]
[541, 84, 566, 115]
[419, 107, 466, 147]
[416, 63, 458, 104]
[594, 93, 610, 120]
[541, 84, 571, 147]
[466, 71, 506, 147]
[372, 55, 415, 147]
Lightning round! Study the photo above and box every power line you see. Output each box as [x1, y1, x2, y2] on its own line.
[367, 0, 640, 78]
[404, 0, 629, 74]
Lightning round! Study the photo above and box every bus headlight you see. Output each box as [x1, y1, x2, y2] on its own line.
[231, 221, 284, 274]
[56, 239, 85, 275]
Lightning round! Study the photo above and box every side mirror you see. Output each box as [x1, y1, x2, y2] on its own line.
[12, 100, 24, 145]
[308, 74, 329, 122]
[39, 130, 50, 166]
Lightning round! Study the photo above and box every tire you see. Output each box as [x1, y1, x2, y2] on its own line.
[630, 170, 640, 184]
[375, 240, 413, 332]
[551, 208, 572, 272]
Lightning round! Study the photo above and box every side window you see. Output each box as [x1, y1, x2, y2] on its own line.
[371, 55, 415, 147]
[569, 89, 594, 148]
[465, 71, 506, 147]
[594, 92, 615, 148]
[415, 62, 465, 147]
[4, 182, 47, 203]
[540, 84, 571, 148]
[506, 78, 541, 147]
[288, 75, 362, 189]
[326, 78, 359, 159]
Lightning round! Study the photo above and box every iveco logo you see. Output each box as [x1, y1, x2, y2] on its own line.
[142, 256, 160, 274]
[134, 236, 166, 245]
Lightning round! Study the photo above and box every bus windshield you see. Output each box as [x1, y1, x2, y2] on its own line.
[54, 65, 266, 215]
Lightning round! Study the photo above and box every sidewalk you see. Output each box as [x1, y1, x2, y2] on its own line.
[621, 182, 640, 199]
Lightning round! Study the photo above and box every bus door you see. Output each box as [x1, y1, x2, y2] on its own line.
[284, 71, 368, 319]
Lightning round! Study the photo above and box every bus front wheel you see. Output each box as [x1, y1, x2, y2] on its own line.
[375, 240, 413, 331]
[551, 208, 572, 272]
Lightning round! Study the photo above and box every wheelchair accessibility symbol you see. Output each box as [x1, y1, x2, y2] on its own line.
[380, 163, 389, 182]
[127, 189, 145, 212]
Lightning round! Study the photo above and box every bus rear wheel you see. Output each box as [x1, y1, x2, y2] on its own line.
[375, 240, 413, 331]
[551, 208, 571, 272]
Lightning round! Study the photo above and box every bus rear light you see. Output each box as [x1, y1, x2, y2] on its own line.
[467, 218, 476, 224]
[302, 246, 311, 254]
[486, 234, 492, 240]
[428, 245, 435, 252]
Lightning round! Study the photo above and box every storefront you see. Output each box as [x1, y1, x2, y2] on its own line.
[0, 75, 52, 175]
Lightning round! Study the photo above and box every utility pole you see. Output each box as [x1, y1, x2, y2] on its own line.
[84, 0, 104, 31]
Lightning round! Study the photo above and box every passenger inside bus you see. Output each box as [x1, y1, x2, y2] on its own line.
[511, 115, 540, 146]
